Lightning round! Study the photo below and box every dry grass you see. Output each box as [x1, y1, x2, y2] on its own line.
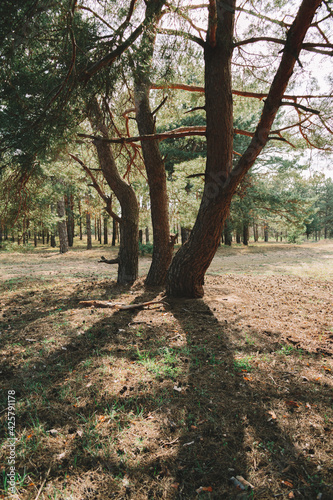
[0, 241, 332, 499]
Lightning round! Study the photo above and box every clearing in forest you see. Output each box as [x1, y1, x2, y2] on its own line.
[0, 242, 332, 499]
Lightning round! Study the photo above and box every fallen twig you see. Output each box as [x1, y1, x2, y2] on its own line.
[35, 466, 51, 500]
[79, 299, 165, 310]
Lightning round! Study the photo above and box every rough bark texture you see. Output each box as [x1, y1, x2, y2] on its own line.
[166, 0, 235, 297]
[87, 98, 139, 284]
[134, 0, 172, 286]
[166, 0, 322, 298]
[57, 198, 69, 254]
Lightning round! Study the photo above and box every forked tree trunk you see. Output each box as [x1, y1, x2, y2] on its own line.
[134, 0, 173, 286]
[166, 0, 320, 297]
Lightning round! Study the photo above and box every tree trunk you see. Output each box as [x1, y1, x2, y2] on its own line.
[134, 0, 173, 286]
[78, 199, 83, 240]
[264, 223, 269, 242]
[50, 233, 56, 248]
[166, 2, 235, 297]
[224, 219, 233, 246]
[112, 219, 118, 246]
[87, 98, 139, 284]
[103, 216, 108, 245]
[86, 212, 92, 249]
[139, 229, 143, 244]
[57, 198, 69, 253]
[243, 222, 249, 246]
[66, 193, 74, 247]
[181, 227, 190, 245]
[145, 227, 149, 244]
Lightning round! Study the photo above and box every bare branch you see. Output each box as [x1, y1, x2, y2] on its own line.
[69, 153, 122, 223]
[280, 101, 320, 115]
[156, 27, 205, 47]
[150, 82, 331, 101]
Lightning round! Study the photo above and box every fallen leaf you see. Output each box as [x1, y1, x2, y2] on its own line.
[171, 483, 179, 489]
[288, 492, 295, 499]
[27, 434, 33, 439]
[281, 480, 294, 488]
[285, 401, 299, 408]
[268, 410, 277, 420]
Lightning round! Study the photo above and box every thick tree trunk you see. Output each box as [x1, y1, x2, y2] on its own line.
[166, 1, 235, 297]
[57, 199, 69, 253]
[86, 212, 92, 249]
[87, 98, 139, 284]
[134, 0, 173, 286]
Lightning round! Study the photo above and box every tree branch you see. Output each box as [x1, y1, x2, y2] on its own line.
[150, 82, 330, 101]
[69, 153, 122, 223]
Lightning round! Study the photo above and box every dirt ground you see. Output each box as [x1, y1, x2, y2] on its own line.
[0, 241, 332, 499]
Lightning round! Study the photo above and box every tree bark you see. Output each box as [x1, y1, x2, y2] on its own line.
[134, 0, 172, 286]
[78, 198, 83, 240]
[166, 0, 321, 298]
[112, 219, 118, 246]
[66, 192, 74, 247]
[103, 216, 108, 245]
[87, 98, 139, 284]
[243, 222, 249, 246]
[57, 198, 69, 253]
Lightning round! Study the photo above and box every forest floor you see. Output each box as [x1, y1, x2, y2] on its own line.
[0, 241, 332, 500]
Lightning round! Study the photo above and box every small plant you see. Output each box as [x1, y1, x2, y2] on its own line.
[278, 344, 294, 356]
[233, 357, 253, 372]
[139, 242, 153, 256]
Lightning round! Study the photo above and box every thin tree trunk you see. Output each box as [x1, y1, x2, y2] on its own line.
[112, 219, 118, 246]
[86, 212, 92, 250]
[134, 0, 173, 286]
[87, 98, 139, 284]
[78, 198, 83, 240]
[57, 199, 69, 253]
[145, 227, 149, 244]
[243, 222, 249, 246]
[103, 216, 108, 245]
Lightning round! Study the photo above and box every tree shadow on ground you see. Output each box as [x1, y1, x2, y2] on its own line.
[164, 297, 333, 499]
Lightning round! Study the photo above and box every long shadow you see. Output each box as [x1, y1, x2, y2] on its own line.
[165, 297, 333, 499]
[1, 283, 332, 499]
